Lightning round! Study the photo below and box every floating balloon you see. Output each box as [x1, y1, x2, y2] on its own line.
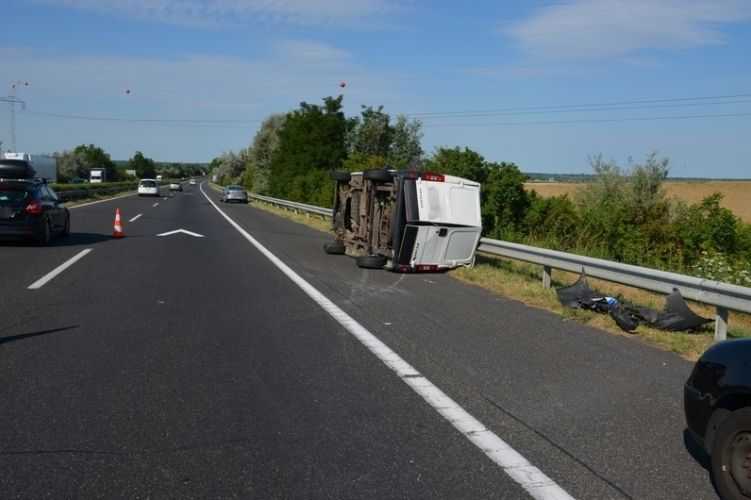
[339, 81, 347, 88]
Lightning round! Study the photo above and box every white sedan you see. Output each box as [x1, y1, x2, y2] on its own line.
[169, 183, 183, 192]
[137, 179, 160, 197]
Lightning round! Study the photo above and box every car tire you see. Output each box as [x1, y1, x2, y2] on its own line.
[363, 169, 392, 183]
[35, 217, 52, 246]
[356, 255, 387, 269]
[331, 171, 351, 183]
[324, 241, 346, 255]
[711, 407, 751, 500]
[61, 213, 71, 237]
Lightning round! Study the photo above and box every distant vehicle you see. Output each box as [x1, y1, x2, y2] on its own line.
[0, 178, 70, 245]
[189, 178, 197, 185]
[685, 339, 751, 499]
[137, 179, 160, 197]
[169, 183, 182, 192]
[221, 185, 248, 203]
[90, 168, 106, 184]
[325, 169, 482, 272]
[2, 152, 57, 183]
[156, 174, 163, 181]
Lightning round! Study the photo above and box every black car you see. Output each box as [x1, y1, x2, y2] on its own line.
[0, 179, 70, 244]
[685, 339, 751, 499]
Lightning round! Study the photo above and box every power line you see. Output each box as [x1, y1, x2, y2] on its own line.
[23, 110, 263, 125]
[420, 111, 751, 128]
[11, 92, 751, 129]
[406, 93, 751, 118]
[413, 99, 751, 120]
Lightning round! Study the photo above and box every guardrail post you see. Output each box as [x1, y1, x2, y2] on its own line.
[542, 266, 552, 289]
[714, 307, 729, 342]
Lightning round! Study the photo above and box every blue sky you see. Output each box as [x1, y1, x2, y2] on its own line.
[2, 0, 750, 177]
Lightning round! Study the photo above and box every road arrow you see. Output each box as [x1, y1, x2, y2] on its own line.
[157, 229, 205, 238]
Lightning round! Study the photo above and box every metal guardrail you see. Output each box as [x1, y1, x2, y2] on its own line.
[247, 192, 751, 341]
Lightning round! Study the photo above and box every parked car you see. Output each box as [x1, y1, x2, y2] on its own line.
[325, 169, 482, 271]
[0, 178, 70, 245]
[685, 339, 751, 499]
[221, 185, 248, 203]
[169, 183, 183, 192]
[138, 179, 160, 197]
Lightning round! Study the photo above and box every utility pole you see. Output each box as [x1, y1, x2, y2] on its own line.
[8, 81, 29, 152]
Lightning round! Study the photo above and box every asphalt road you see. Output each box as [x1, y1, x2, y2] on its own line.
[0, 181, 717, 499]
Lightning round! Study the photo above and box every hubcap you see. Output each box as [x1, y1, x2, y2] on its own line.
[730, 432, 751, 496]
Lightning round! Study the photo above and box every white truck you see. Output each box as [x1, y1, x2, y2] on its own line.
[325, 169, 482, 272]
[1, 152, 57, 182]
[90, 168, 106, 183]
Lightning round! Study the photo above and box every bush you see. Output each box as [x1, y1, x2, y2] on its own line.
[523, 193, 580, 248]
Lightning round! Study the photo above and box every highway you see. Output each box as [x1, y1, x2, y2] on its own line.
[0, 181, 717, 499]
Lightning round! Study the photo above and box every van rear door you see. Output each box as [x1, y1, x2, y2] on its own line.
[415, 175, 481, 227]
[409, 225, 481, 268]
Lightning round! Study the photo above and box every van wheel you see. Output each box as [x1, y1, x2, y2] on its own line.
[363, 169, 392, 183]
[712, 407, 751, 500]
[331, 171, 351, 183]
[356, 255, 387, 269]
[324, 241, 346, 255]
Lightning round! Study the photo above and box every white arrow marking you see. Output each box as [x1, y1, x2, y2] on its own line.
[157, 229, 205, 238]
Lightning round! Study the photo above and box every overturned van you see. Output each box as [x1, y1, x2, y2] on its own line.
[324, 169, 482, 272]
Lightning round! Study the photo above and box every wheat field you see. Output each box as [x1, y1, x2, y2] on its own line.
[525, 181, 751, 223]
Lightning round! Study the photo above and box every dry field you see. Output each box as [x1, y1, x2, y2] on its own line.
[525, 181, 751, 222]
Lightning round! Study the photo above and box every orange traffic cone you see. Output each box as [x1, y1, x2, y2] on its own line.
[113, 208, 125, 238]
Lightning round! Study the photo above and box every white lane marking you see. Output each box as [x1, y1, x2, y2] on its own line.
[67, 192, 136, 209]
[157, 229, 204, 238]
[199, 183, 574, 500]
[27, 249, 93, 290]
[152, 202, 159, 207]
[129, 214, 143, 223]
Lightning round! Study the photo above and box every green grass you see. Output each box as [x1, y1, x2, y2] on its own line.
[451, 255, 751, 360]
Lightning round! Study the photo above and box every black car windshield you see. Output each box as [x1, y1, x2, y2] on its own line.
[228, 186, 243, 191]
[0, 188, 30, 206]
[140, 180, 157, 187]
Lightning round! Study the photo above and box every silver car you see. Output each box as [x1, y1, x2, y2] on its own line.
[221, 185, 248, 203]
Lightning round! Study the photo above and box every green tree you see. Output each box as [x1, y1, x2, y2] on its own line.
[269, 96, 347, 204]
[56, 144, 116, 182]
[129, 151, 157, 179]
[388, 115, 423, 169]
[423, 147, 488, 184]
[244, 114, 286, 193]
[483, 162, 530, 238]
[348, 105, 393, 157]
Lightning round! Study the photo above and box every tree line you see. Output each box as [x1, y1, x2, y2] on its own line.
[54, 145, 205, 182]
[211, 95, 751, 284]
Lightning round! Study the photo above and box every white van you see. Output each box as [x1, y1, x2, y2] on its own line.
[325, 169, 482, 272]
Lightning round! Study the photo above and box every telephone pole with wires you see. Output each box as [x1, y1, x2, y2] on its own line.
[7, 81, 29, 152]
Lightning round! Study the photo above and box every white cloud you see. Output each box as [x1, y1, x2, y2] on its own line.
[505, 0, 751, 60]
[36, 0, 398, 27]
